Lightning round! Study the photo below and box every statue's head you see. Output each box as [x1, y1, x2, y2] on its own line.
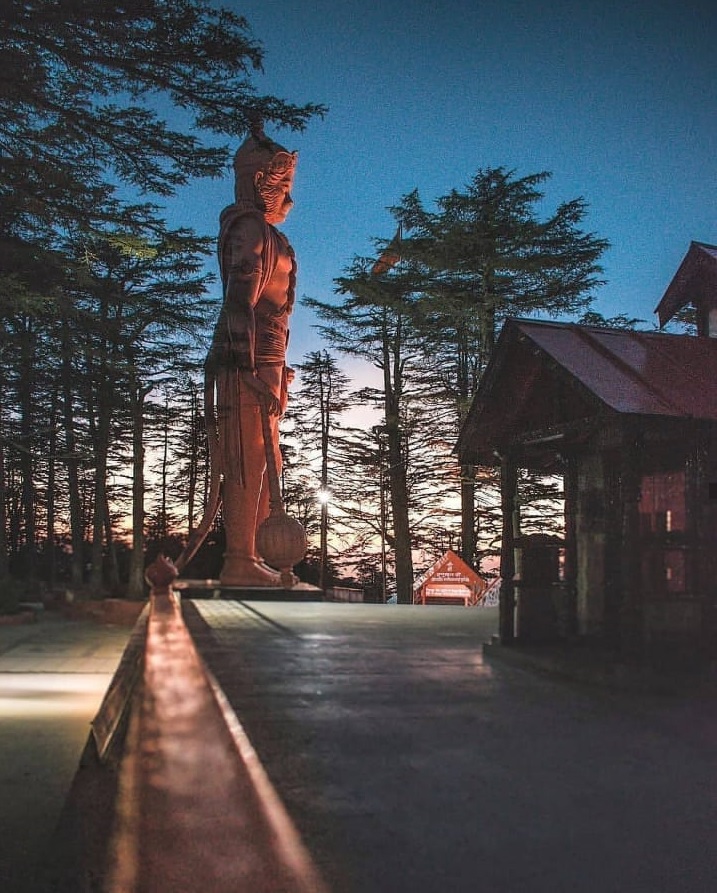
[233, 124, 298, 224]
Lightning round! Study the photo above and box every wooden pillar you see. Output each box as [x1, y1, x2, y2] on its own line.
[499, 452, 518, 644]
[687, 425, 709, 658]
[702, 423, 717, 659]
[460, 463, 477, 566]
[562, 454, 579, 638]
[619, 424, 643, 659]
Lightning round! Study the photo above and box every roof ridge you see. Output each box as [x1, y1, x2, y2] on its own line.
[629, 328, 713, 395]
[513, 317, 676, 337]
[569, 326, 685, 416]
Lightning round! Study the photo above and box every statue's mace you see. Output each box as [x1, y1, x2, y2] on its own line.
[255, 395, 307, 588]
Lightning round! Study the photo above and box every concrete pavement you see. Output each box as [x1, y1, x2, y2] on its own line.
[7, 599, 717, 892]
[0, 612, 130, 893]
[184, 600, 717, 893]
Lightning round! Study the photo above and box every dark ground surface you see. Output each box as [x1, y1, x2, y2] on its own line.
[0, 613, 129, 893]
[184, 599, 717, 893]
[4, 601, 717, 893]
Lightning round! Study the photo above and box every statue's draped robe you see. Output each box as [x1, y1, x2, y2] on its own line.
[214, 205, 296, 486]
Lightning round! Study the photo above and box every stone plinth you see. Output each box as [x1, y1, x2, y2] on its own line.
[173, 580, 324, 602]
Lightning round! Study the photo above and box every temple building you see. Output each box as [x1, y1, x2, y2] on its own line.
[456, 242, 717, 664]
[412, 550, 487, 606]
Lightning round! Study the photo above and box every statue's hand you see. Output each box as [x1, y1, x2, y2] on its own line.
[224, 337, 251, 370]
[240, 371, 281, 416]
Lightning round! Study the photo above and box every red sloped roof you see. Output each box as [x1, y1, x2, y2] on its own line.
[457, 318, 717, 466]
[655, 241, 717, 327]
[520, 321, 717, 419]
[413, 550, 484, 592]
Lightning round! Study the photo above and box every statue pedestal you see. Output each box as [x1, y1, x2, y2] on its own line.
[173, 579, 324, 602]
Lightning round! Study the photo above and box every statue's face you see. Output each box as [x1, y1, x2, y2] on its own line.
[255, 166, 295, 225]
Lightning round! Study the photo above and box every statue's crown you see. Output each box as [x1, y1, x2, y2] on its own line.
[233, 123, 297, 178]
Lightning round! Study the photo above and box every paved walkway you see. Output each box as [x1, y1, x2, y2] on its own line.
[0, 612, 130, 893]
[7, 601, 717, 892]
[184, 600, 717, 893]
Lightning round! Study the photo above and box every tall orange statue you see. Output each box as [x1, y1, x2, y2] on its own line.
[176, 125, 304, 586]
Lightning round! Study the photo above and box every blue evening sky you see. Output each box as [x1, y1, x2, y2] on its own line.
[167, 0, 717, 368]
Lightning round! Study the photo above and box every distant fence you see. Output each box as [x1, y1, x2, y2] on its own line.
[480, 578, 501, 607]
[325, 586, 364, 603]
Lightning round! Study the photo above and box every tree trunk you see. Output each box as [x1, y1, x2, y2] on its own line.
[127, 375, 148, 599]
[319, 500, 328, 591]
[61, 321, 86, 586]
[386, 428, 413, 603]
[460, 463, 476, 566]
[318, 364, 330, 590]
[160, 394, 170, 539]
[382, 310, 413, 604]
[18, 319, 37, 577]
[45, 386, 59, 589]
[88, 347, 112, 592]
[0, 374, 9, 581]
[7, 464, 21, 563]
[89, 438, 107, 590]
[187, 383, 199, 534]
[456, 319, 477, 568]
[103, 492, 121, 592]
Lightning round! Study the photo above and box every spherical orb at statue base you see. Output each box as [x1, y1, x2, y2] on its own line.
[256, 511, 307, 589]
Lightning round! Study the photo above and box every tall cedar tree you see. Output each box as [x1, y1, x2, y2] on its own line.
[165, 374, 210, 538]
[305, 259, 425, 604]
[285, 392, 393, 591]
[68, 221, 213, 594]
[393, 169, 609, 565]
[335, 381, 460, 588]
[287, 351, 351, 589]
[0, 0, 324, 313]
[0, 0, 323, 587]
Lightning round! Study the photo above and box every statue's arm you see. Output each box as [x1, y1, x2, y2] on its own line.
[222, 215, 265, 371]
[222, 215, 281, 414]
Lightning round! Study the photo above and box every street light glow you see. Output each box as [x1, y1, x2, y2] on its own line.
[317, 489, 331, 505]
